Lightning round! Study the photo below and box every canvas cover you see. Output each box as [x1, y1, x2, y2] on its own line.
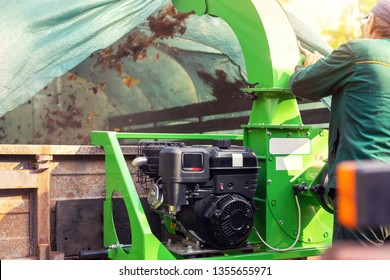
[0, 0, 332, 117]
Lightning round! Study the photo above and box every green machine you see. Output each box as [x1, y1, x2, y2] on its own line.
[91, 0, 333, 260]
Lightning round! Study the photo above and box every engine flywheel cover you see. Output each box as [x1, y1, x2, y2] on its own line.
[207, 194, 254, 247]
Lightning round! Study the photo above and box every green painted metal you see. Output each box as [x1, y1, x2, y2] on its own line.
[243, 126, 332, 250]
[92, 130, 331, 259]
[91, 131, 176, 260]
[115, 132, 243, 141]
[91, 0, 333, 260]
[199, 246, 328, 260]
[173, 0, 302, 125]
[91, 131, 245, 260]
[173, 0, 332, 253]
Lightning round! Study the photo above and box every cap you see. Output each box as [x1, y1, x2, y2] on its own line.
[372, 0, 390, 24]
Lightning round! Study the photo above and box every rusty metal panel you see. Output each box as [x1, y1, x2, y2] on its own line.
[55, 197, 163, 258]
[50, 156, 111, 207]
[35, 166, 51, 260]
[0, 171, 38, 189]
[55, 199, 104, 257]
[0, 144, 137, 155]
[49, 155, 145, 206]
[0, 189, 32, 259]
[0, 144, 140, 259]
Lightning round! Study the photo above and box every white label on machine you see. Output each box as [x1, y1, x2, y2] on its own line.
[269, 138, 311, 155]
[232, 153, 243, 167]
[276, 156, 303, 171]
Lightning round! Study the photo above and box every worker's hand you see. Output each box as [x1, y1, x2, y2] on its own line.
[298, 43, 324, 67]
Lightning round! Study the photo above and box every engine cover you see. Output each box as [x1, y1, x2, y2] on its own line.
[137, 140, 258, 249]
[177, 194, 254, 249]
[159, 144, 258, 207]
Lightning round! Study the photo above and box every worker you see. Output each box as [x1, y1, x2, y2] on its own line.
[290, 0, 390, 245]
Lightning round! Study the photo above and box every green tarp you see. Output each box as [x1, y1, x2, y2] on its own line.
[0, 0, 331, 120]
[0, 0, 170, 116]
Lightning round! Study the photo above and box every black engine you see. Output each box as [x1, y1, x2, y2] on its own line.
[135, 140, 258, 249]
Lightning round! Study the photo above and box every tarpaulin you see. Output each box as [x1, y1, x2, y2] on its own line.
[0, 0, 170, 116]
[0, 0, 331, 119]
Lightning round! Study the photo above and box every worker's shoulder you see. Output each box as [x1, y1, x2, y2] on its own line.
[344, 38, 376, 48]
[342, 38, 389, 56]
[345, 38, 390, 49]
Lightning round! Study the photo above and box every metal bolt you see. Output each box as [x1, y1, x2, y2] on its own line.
[267, 131, 272, 136]
[248, 129, 253, 133]
[306, 132, 310, 137]
[268, 156, 274, 161]
[271, 200, 276, 206]
[293, 230, 298, 236]
[319, 131, 324, 137]
[267, 179, 272, 185]
[324, 232, 329, 238]
[308, 237, 313, 242]
[107, 242, 121, 252]
[279, 220, 284, 225]
[187, 246, 193, 252]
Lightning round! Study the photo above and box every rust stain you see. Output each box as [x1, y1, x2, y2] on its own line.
[67, 74, 77, 81]
[36, 163, 51, 259]
[0, 147, 140, 259]
[0, 237, 31, 259]
[65, 192, 75, 199]
[86, 113, 95, 122]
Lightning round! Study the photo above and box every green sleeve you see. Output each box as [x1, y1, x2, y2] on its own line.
[290, 43, 355, 101]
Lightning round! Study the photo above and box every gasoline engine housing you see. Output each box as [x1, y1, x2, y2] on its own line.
[139, 140, 258, 249]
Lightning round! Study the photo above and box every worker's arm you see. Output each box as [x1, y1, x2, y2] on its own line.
[290, 43, 355, 101]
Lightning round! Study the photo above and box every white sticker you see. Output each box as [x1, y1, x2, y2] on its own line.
[232, 153, 243, 167]
[276, 156, 303, 171]
[269, 138, 311, 155]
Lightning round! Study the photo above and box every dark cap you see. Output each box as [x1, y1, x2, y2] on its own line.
[372, 0, 390, 24]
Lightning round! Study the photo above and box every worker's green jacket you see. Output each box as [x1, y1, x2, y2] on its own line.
[291, 38, 390, 191]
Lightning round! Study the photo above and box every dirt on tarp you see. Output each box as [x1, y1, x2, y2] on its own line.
[93, 4, 192, 74]
[197, 69, 245, 100]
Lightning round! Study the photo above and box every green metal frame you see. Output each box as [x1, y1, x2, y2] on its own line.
[91, 0, 333, 260]
[91, 132, 243, 260]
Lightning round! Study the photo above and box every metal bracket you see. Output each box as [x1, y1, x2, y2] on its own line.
[33, 155, 53, 171]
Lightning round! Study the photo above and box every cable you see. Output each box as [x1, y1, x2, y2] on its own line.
[253, 194, 301, 252]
